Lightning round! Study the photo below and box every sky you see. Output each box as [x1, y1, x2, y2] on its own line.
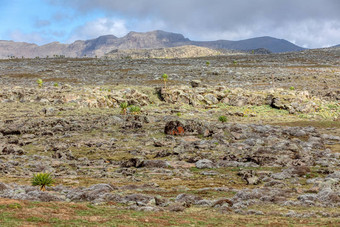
[0, 0, 339, 48]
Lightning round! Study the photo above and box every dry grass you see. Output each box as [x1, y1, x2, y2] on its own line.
[1, 198, 339, 226]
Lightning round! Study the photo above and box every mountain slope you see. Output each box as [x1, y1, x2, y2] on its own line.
[0, 30, 305, 58]
[193, 36, 304, 53]
[115, 30, 190, 49]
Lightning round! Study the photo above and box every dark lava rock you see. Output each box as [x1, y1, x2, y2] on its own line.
[121, 157, 145, 168]
[155, 196, 169, 206]
[190, 80, 202, 88]
[238, 170, 260, 185]
[1, 144, 25, 155]
[164, 121, 185, 135]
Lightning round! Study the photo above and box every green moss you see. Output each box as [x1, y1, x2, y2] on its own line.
[26, 217, 44, 222]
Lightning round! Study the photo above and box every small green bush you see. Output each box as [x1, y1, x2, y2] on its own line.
[54, 82, 59, 87]
[162, 73, 168, 80]
[36, 78, 43, 88]
[120, 102, 128, 115]
[218, 115, 228, 123]
[32, 172, 54, 191]
[161, 73, 168, 89]
[289, 86, 295, 90]
[129, 105, 141, 114]
[206, 61, 210, 66]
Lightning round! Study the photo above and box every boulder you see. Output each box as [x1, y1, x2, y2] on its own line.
[195, 159, 214, 169]
[190, 80, 201, 88]
[164, 121, 185, 135]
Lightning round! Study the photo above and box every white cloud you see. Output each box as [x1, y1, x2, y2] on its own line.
[51, 0, 340, 47]
[10, 30, 49, 44]
[129, 18, 166, 33]
[271, 20, 340, 48]
[68, 18, 128, 42]
[189, 19, 340, 48]
[9, 29, 68, 45]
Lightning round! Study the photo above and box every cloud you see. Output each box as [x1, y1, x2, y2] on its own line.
[9, 30, 48, 44]
[273, 19, 340, 48]
[68, 18, 128, 42]
[9, 29, 66, 45]
[52, 12, 75, 22]
[48, 0, 340, 47]
[34, 19, 51, 28]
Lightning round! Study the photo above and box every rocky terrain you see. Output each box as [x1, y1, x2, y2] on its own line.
[0, 47, 339, 226]
[105, 45, 225, 59]
[0, 30, 304, 59]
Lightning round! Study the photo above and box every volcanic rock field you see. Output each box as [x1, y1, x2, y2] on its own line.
[0, 47, 339, 225]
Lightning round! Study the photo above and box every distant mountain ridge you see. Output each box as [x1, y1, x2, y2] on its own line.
[0, 30, 305, 58]
[192, 36, 304, 53]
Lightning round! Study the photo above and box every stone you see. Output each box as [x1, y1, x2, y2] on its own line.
[204, 94, 218, 104]
[175, 193, 203, 205]
[1, 144, 25, 155]
[290, 166, 311, 177]
[123, 194, 153, 205]
[164, 121, 185, 135]
[212, 198, 233, 208]
[247, 176, 260, 185]
[195, 159, 214, 169]
[190, 80, 201, 88]
[143, 160, 170, 168]
[0, 182, 11, 191]
[154, 196, 169, 207]
[238, 170, 260, 185]
[168, 203, 186, 212]
[120, 158, 144, 168]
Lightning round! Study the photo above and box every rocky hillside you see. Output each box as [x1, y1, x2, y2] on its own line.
[0, 40, 77, 59]
[0, 30, 304, 58]
[105, 45, 226, 59]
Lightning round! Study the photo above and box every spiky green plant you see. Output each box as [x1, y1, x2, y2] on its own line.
[54, 82, 59, 87]
[289, 86, 295, 90]
[161, 73, 168, 89]
[120, 102, 128, 115]
[129, 105, 141, 114]
[218, 115, 228, 123]
[206, 61, 210, 66]
[32, 173, 54, 191]
[37, 78, 43, 88]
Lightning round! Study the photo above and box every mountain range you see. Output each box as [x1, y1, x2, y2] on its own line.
[0, 30, 307, 58]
